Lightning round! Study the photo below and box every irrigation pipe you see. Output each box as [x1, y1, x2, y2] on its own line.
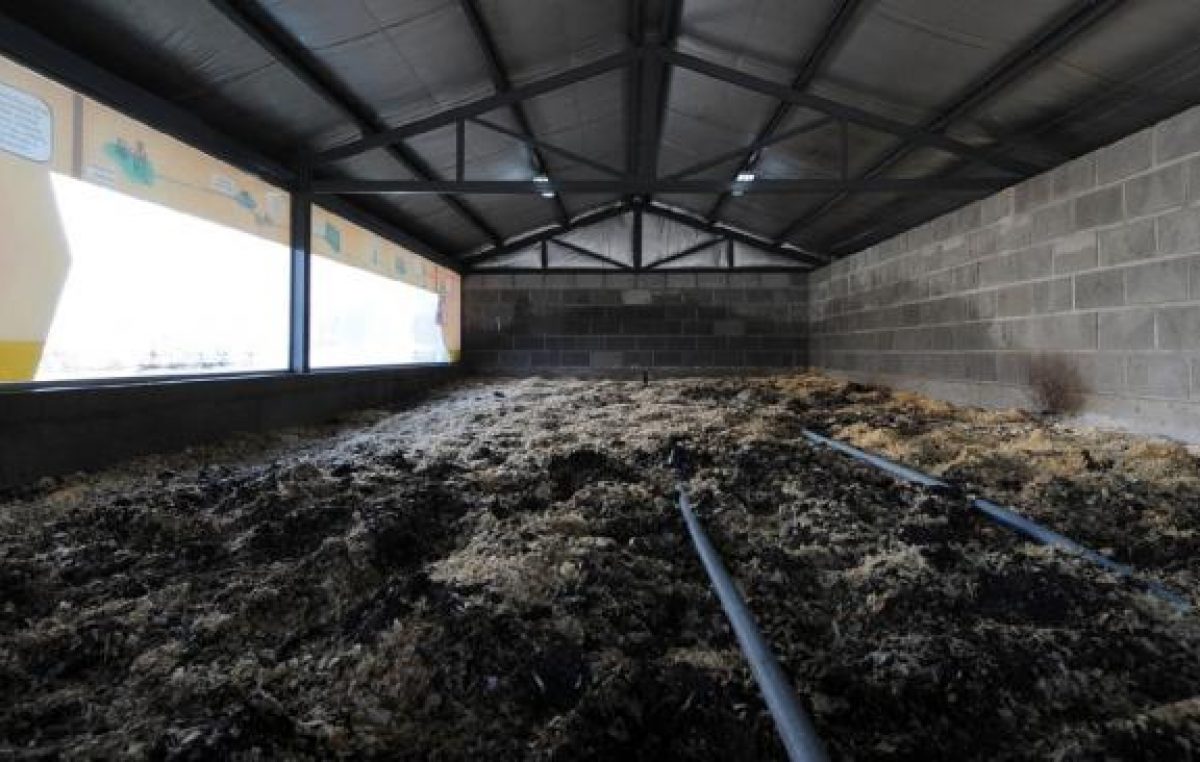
[670, 445, 830, 762]
[802, 430, 1191, 612]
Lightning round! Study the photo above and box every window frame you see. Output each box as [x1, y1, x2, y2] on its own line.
[0, 25, 462, 391]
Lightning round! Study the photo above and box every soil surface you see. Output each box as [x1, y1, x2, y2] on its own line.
[2, 373, 1199, 760]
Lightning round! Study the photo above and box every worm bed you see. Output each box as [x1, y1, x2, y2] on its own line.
[2, 374, 1198, 760]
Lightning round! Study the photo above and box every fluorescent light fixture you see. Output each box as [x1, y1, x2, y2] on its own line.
[540, 190, 555, 198]
[533, 174, 554, 197]
[735, 171, 756, 182]
[533, 174, 550, 184]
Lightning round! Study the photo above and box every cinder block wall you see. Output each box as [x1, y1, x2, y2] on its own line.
[463, 271, 808, 372]
[808, 104, 1200, 438]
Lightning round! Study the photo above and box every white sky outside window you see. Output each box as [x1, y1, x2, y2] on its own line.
[37, 173, 289, 380]
[310, 254, 447, 368]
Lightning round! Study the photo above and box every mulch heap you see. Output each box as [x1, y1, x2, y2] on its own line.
[2, 373, 1199, 760]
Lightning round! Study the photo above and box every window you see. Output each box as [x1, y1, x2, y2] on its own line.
[310, 207, 461, 368]
[0, 54, 290, 383]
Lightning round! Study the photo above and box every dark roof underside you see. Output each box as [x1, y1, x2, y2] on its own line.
[3, 0, 1200, 267]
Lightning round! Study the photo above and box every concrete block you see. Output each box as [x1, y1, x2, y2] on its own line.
[965, 291, 998, 320]
[1074, 186, 1124, 229]
[1125, 163, 1185, 217]
[997, 283, 1039, 317]
[665, 272, 697, 288]
[605, 272, 637, 288]
[713, 319, 745, 336]
[1099, 309, 1156, 350]
[1068, 353, 1125, 393]
[1155, 104, 1200, 163]
[1156, 305, 1200, 350]
[590, 351, 624, 368]
[545, 273, 575, 288]
[1098, 218, 1157, 267]
[1097, 130, 1153, 184]
[760, 272, 791, 288]
[1194, 257, 1200, 299]
[1053, 231, 1098, 274]
[996, 352, 1031, 385]
[1014, 173, 1052, 213]
[696, 273, 726, 288]
[1008, 312, 1097, 351]
[622, 289, 653, 306]
[1125, 258, 1190, 304]
[1156, 207, 1200, 256]
[638, 273, 667, 289]
[1032, 201, 1073, 242]
[1127, 355, 1190, 399]
[1075, 269, 1124, 308]
[1049, 277, 1074, 313]
[979, 245, 1052, 287]
[1051, 155, 1096, 199]
[1189, 157, 1200, 203]
[968, 225, 1002, 260]
[512, 273, 545, 288]
[981, 190, 1013, 225]
[997, 215, 1033, 253]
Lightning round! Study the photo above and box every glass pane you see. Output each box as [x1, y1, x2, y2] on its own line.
[310, 207, 461, 368]
[0, 54, 289, 382]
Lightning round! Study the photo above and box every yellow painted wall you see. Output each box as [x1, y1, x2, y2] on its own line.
[0, 56, 74, 380]
[0, 50, 457, 381]
[0, 53, 291, 381]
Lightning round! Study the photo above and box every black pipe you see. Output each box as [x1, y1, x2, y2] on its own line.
[670, 445, 830, 762]
[802, 430, 1191, 612]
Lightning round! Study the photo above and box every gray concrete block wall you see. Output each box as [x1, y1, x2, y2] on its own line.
[807, 102, 1200, 439]
[463, 271, 808, 372]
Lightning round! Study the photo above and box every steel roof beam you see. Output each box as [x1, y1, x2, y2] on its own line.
[548, 237, 634, 270]
[465, 203, 631, 266]
[661, 49, 1039, 177]
[310, 49, 638, 166]
[208, 0, 500, 249]
[667, 116, 835, 181]
[774, 0, 1126, 249]
[645, 202, 825, 266]
[470, 118, 625, 177]
[705, 0, 864, 221]
[311, 177, 1014, 195]
[458, 0, 569, 225]
[644, 235, 725, 269]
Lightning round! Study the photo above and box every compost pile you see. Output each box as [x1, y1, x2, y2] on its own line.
[2, 374, 1199, 760]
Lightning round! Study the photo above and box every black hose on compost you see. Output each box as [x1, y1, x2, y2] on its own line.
[802, 430, 1192, 612]
[669, 443, 830, 762]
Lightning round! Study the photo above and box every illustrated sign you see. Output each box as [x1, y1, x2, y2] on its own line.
[0, 81, 52, 162]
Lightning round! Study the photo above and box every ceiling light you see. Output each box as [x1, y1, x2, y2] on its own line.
[735, 171, 756, 182]
[533, 174, 549, 184]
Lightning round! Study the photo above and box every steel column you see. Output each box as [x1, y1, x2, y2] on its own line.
[289, 191, 312, 373]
